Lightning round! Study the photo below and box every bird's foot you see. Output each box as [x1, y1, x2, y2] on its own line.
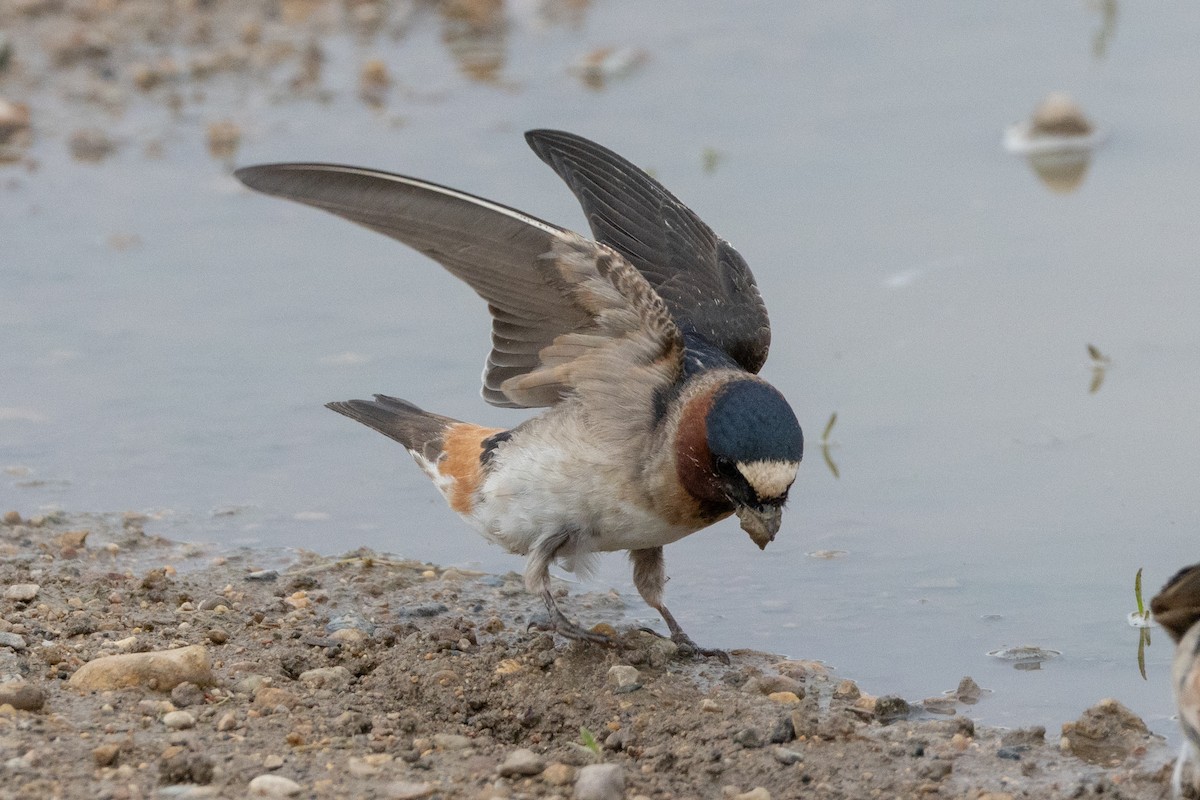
[636, 625, 730, 663]
[533, 589, 616, 647]
[671, 630, 731, 664]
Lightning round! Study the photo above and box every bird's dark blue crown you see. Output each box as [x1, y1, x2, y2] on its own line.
[705, 381, 803, 463]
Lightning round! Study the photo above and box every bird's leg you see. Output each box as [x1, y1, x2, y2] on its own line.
[524, 528, 614, 646]
[629, 547, 730, 663]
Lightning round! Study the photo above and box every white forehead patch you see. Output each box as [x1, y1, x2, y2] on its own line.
[736, 460, 798, 499]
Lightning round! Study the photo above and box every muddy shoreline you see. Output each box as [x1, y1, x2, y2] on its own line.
[0, 509, 1179, 799]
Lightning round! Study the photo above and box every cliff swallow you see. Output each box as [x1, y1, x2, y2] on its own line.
[1151, 562, 1200, 797]
[235, 130, 803, 657]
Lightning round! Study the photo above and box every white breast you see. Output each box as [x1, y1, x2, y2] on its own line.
[460, 437, 697, 571]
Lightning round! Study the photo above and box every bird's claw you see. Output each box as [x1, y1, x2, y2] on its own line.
[527, 615, 616, 647]
[671, 631, 731, 664]
[637, 625, 730, 663]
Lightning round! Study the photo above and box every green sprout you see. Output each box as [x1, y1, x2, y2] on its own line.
[579, 726, 601, 756]
[1133, 567, 1151, 681]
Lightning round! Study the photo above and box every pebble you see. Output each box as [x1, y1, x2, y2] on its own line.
[248, 774, 302, 797]
[206, 628, 229, 645]
[606, 665, 640, 690]
[1061, 698, 1153, 765]
[733, 789, 771, 800]
[832, 679, 860, 700]
[0, 681, 43, 711]
[733, 728, 764, 749]
[68, 645, 213, 692]
[772, 746, 803, 765]
[245, 570, 278, 582]
[263, 754, 284, 770]
[0, 632, 26, 651]
[542, 762, 575, 786]
[92, 743, 121, 767]
[298, 666, 352, 689]
[874, 695, 911, 721]
[956, 676, 982, 704]
[574, 763, 624, 800]
[68, 128, 116, 162]
[4, 583, 38, 602]
[170, 681, 206, 707]
[433, 733, 472, 751]
[162, 710, 196, 729]
[254, 687, 299, 710]
[701, 699, 722, 712]
[216, 712, 237, 731]
[384, 781, 435, 800]
[768, 691, 801, 705]
[1, 511, 20, 526]
[498, 748, 544, 777]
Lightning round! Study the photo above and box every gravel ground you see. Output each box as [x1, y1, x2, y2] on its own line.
[0, 509, 1181, 799]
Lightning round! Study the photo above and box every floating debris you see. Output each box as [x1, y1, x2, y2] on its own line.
[206, 119, 241, 161]
[1005, 93, 1106, 194]
[68, 128, 117, 163]
[570, 46, 647, 90]
[0, 98, 31, 160]
[359, 58, 391, 107]
[987, 645, 1061, 669]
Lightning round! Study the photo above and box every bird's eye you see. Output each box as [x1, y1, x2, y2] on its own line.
[714, 456, 738, 478]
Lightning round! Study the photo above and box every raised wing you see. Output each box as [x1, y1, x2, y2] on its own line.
[235, 163, 681, 409]
[525, 129, 772, 374]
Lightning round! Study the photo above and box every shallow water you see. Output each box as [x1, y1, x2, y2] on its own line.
[3, 0, 1198, 737]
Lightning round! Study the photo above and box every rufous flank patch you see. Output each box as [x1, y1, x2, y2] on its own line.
[440, 423, 504, 514]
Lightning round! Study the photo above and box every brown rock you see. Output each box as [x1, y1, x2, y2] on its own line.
[92, 743, 121, 767]
[68, 645, 212, 692]
[1061, 698, 1154, 765]
[0, 681, 43, 711]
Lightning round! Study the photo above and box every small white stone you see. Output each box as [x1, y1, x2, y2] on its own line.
[297, 666, 353, 689]
[4, 584, 38, 601]
[574, 763, 624, 800]
[498, 747, 544, 777]
[606, 665, 640, 689]
[248, 774, 302, 797]
[0, 632, 26, 651]
[162, 710, 196, 730]
[384, 782, 435, 800]
[432, 733, 472, 750]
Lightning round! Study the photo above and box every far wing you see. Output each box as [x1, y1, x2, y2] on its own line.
[525, 129, 772, 373]
[235, 163, 681, 409]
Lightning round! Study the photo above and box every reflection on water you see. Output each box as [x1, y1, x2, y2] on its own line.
[1088, 344, 1111, 395]
[1089, 0, 1120, 60]
[819, 412, 839, 480]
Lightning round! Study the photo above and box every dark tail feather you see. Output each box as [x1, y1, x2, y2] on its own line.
[326, 394, 458, 461]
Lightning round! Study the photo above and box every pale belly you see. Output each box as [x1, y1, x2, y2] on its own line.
[462, 446, 699, 557]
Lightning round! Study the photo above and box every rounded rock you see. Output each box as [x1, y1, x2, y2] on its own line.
[248, 774, 302, 797]
[574, 763, 624, 800]
[0, 681, 43, 711]
[606, 665, 641, 689]
[68, 645, 212, 692]
[163, 710, 196, 730]
[298, 666, 353, 690]
[4, 584, 38, 602]
[498, 748, 544, 777]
